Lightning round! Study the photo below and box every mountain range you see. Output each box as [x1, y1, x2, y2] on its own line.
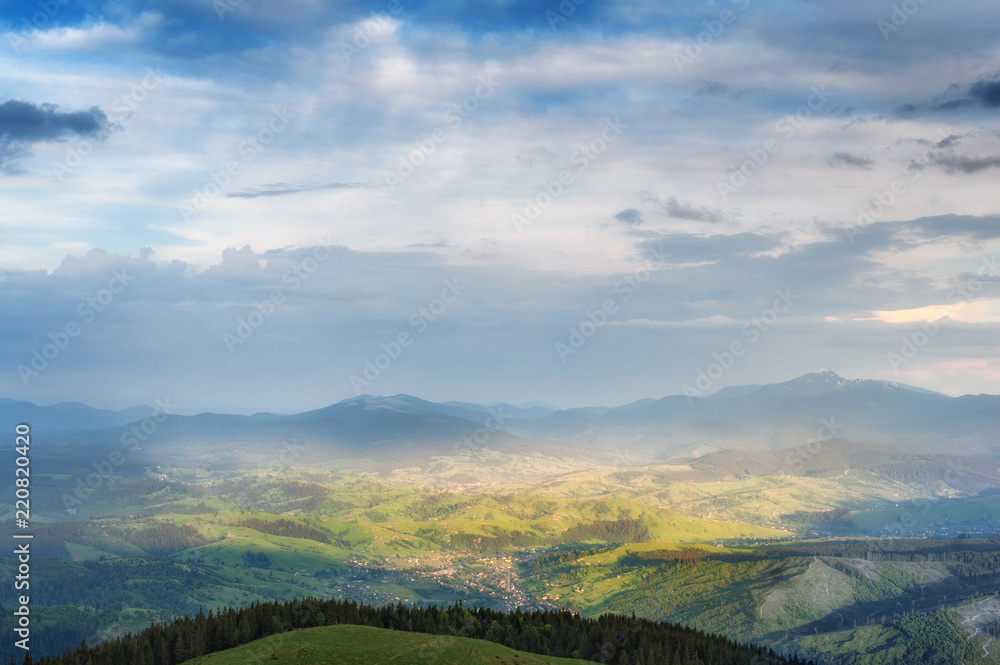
[8, 370, 1000, 466]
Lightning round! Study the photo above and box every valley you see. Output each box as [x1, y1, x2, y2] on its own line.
[4, 371, 1000, 664]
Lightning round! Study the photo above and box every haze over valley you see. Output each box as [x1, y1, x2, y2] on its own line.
[4, 370, 1000, 664]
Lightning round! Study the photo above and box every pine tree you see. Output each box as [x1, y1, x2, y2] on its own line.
[577, 633, 592, 660]
[174, 632, 190, 663]
[237, 614, 252, 644]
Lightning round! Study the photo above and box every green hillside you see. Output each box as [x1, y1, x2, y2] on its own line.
[518, 539, 1000, 664]
[851, 494, 1000, 537]
[182, 624, 586, 665]
[32, 596, 806, 665]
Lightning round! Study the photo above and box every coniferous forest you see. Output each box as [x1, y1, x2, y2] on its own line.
[25, 596, 814, 665]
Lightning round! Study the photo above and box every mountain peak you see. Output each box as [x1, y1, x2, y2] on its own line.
[755, 370, 946, 399]
[774, 370, 856, 396]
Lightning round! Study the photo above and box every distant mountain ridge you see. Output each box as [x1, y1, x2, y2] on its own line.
[500, 370, 997, 455]
[747, 369, 948, 398]
[0, 398, 156, 434]
[6, 370, 999, 459]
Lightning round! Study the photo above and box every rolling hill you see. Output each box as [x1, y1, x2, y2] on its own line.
[181, 624, 587, 665]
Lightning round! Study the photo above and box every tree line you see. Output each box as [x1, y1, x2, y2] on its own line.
[25, 597, 816, 665]
[561, 519, 650, 545]
[232, 517, 332, 544]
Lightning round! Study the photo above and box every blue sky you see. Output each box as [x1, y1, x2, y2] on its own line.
[1, 0, 999, 412]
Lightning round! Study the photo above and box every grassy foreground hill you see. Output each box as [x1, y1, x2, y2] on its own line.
[181, 624, 587, 665]
[32, 596, 810, 665]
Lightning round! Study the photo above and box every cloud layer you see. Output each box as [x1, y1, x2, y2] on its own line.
[1, 0, 999, 408]
[4, 214, 999, 412]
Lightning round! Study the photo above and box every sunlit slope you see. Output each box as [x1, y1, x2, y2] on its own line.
[520, 541, 1000, 664]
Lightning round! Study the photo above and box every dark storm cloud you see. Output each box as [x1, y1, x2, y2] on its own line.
[896, 78, 1000, 117]
[828, 152, 873, 169]
[930, 152, 1000, 175]
[696, 81, 734, 96]
[694, 80, 761, 99]
[614, 209, 644, 225]
[660, 196, 727, 223]
[0, 100, 113, 173]
[969, 80, 1000, 108]
[0, 101, 111, 140]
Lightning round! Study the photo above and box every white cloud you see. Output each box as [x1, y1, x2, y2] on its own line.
[18, 13, 162, 51]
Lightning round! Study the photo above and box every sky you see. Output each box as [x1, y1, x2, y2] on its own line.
[1, 0, 999, 413]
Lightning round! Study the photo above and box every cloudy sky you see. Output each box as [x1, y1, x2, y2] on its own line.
[1, 0, 999, 413]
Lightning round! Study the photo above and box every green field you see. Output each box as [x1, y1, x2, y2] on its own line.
[182, 624, 588, 665]
[851, 494, 1000, 537]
